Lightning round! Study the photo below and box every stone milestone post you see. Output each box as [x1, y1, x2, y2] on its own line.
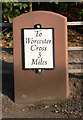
[13, 11, 68, 103]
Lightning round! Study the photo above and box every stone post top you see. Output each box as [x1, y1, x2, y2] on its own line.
[13, 11, 67, 22]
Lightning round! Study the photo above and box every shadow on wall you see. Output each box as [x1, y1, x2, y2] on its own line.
[69, 73, 83, 79]
[2, 60, 14, 102]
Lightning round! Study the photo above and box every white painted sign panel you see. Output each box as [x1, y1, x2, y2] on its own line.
[23, 28, 55, 69]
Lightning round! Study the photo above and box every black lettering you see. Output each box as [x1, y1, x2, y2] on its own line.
[38, 52, 41, 58]
[31, 59, 38, 65]
[45, 61, 47, 65]
[30, 45, 36, 51]
[26, 38, 27, 43]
